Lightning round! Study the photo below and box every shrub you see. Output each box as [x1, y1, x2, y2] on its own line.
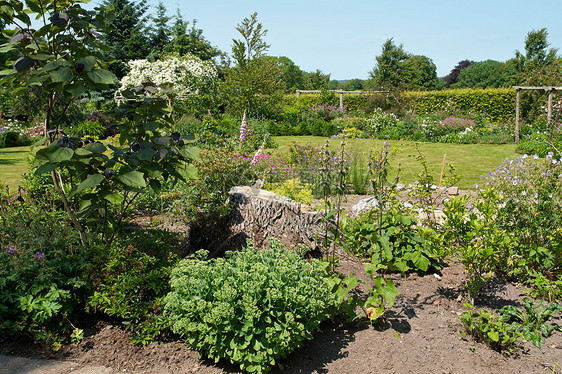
[0, 188, 90, 348]
[88, 229, 182, 345]
[164, 240, 337, 373]
[404, 88, 515, 123]
[263, 179, 314, 204]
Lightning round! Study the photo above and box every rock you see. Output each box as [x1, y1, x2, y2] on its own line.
[351, 196, 379, 216]
[448, 186, 459, 195]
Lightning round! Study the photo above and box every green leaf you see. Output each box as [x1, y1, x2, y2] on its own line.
[77, 56, 96, 71]
[374, 276, 398, 307]
[67, 84, 87, 97]
[87, 69, 115, 84]
[84, 142, 107, 154]
[76, 173, 104, 193]
[117, 170, 146, 188]
[487, 330, 499, 342]
[50, 67, 74, 82]
[176, 164, 198, 180]
[34, 163, 58, 175]
[36, 145, 74, 162]
[103, 193, 124, 205]
[179, 146, 201, 160]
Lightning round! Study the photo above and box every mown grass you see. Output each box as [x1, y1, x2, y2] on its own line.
[0, 138, 521, 192]
[0, 146, 31, 192]
[272, 137, 521, 189]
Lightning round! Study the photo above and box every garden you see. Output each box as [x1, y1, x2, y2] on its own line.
[1, 1, 562, 373]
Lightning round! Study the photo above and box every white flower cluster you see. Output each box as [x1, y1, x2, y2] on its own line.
[118, 54, 217, 96]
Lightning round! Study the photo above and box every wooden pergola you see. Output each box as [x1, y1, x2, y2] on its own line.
[513, 86, 562, 143]
[295, 90, 387, 110]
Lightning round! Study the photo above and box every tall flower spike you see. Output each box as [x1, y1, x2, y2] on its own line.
[239, 112, 248, 142]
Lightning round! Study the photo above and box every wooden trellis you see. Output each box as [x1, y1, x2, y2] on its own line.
[295, 90, 387, 110]
[513, 86, 562, 143]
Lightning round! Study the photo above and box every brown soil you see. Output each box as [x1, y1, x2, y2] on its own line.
[1, 192, 561, 374]
[1, 257, 561, 374]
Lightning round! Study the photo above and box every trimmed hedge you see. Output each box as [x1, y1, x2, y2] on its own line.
[403, 88, 515, 122]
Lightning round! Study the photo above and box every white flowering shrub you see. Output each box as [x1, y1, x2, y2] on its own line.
[118, 54, 218, 97]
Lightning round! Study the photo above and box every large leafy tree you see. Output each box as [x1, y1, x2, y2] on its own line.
[226, 12, 281, 117]
[401, 55, 439, 91]
[456, 60, 518, 88]
[0, 0, 199, 246]
[101, 0, 150, 78]
[515, 28, 559, 73]
[444, 60, 473, 88]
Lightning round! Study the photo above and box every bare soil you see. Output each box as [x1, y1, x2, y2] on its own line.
[1, 192, 561, 373]
[1, 257, 561, 374]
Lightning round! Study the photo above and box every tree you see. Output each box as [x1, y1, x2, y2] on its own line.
[515, 28, 559, 73]
[163, 14, 223, 63]
[305, 69, 330, 90]
[444, 60, 473, 88]
[456, 60, 517, 88]
[232, 12, 270, 68]
[149, 1, 171, 57]
[101, 0, 150, 78]
[271, 56, 305, 93]
[401, 55, 439, 91]
[368, 38, 410, 90]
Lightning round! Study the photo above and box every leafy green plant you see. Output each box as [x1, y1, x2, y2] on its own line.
[460, 304, 521, 355]
[263, 178, 313, 204]
[343, 205, 441, 274]
[164, 240, 337, 373]
[0, 187, 91, 347]
[87, 229, 182, 345]
[443, 191, 514, 301]
[499, 297, 562, 348]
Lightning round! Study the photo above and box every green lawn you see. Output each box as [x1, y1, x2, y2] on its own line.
[0, 138, 521, 192]
[272, 137, 521, 189]
[0, 146, 31, 192]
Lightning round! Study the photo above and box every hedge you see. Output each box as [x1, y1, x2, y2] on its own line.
[282, 88, 516, 122]
[403, 88, 515, 122]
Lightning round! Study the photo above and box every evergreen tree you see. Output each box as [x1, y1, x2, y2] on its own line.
[163, 9, 222, 63]
[515, 28, 559, 73]
[368, 38, 410, 90]
[150, 1, 171, 56]
[101, 0, 150, 78]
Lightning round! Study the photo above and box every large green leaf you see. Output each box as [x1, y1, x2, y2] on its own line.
[103, 192, 124, 205]
[117, 170, 146, 188]
[50, 67, 74, 82]
[76, 173, 104, 193]
[374, 276, 398, 307]
[36, 145, 74, 162]
[87, 69, 115, 84]
[180, 146, 201, 160]
[84, 142, 107, 154]
[66, 83, 87, 97]
[176, 164, 198, 180]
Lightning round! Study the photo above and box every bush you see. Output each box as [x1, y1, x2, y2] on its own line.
[404, 88, 515, 123]
[88, 229, 182, 345]
[164, 240, 337, 373]
[0, 131, 20, 147]
[0, 189, 90, 348]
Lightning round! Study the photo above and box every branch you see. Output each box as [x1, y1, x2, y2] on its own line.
[50, 170, 87, 246]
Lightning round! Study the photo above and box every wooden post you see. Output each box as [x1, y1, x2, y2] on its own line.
[296, 90, 301, 98]
[515, 89, 521, 143]
[547, 88, 553, 126]
[339, 91, 344, 110]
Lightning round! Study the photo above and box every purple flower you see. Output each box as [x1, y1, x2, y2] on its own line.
[239, 114, 248, 142]
[8, 246, 15, 255]
[35, 252, 43, 259]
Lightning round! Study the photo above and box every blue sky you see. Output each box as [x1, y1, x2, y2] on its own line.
[95, 0, 562, 80]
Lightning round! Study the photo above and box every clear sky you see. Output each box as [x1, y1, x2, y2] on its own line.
[95, 0, 562, 80]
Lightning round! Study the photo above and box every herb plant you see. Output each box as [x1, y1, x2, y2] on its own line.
[164, 240, 338, 373]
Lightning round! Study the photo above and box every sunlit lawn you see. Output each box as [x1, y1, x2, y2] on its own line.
[0, 137, 522, 192]
[0, 146, 31, 192]
[272, 136, 521, 189]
